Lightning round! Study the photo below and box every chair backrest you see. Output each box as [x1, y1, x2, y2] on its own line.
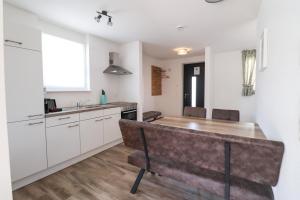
[212, 108, 240, 122]
[183, 107, 207, 118]
[119, 119, 284, 186]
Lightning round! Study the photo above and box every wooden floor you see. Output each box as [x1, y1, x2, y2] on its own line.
[13, 144, 221, 200]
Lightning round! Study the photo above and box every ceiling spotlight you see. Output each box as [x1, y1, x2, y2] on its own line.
[94, 10, 113, 26]
[107, 17, 113, 26]
[94, 15, 102, 23]
[174, 47, 192, 56]
[205, 0, 224, 3]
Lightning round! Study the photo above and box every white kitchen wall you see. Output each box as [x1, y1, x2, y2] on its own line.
[142, 54, 163, 112]
[256, 0, 300, 199]
[5, 3, 147, 109]
[0, 1, 13, 199]
[213, 51, 256, 122]
[46, 34, 121, 107]
[119, 41, 143, 120]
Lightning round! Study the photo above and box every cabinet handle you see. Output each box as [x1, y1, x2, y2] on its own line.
[95, 119, 103, 122]
[68, 124, 79, 128]
[122, 110, 137, 114]
[5, 39, 23, 45]
[28, 114, 44, 118]
[58, 117, 71, 120]
[28, 121, 44, 126]
[104, 117, 112, 120]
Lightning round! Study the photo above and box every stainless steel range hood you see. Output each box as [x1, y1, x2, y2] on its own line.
[103, 52, 132, 75]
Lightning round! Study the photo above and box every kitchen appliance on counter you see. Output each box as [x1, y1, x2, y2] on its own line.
[110, 102, 137, 120]
[44, 98, 62, 113]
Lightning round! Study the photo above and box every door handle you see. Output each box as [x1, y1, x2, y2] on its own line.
[5, 39, 23, 45]
[122, 110, 137, 114]
[28, 121, 44, 126]
[28, 114, 44, 118]
[95, 119, 103, 122]
[104, 117, 112, 120]
[68, 124, 79, 128]
[58, 116, 71, 120]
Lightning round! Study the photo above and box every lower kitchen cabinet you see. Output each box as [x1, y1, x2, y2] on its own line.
[103, 114, 122, 145]
[46, 122, 81, 167]
[80, 117, 104, 154]
[8, 119, 47, 182]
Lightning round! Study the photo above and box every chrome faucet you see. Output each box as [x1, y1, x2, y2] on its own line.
[76, 99, 91, 108]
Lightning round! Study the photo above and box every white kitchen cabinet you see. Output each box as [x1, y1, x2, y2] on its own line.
[46, 122, 81, 167]
[4, 21, 41, 51]
[8, 119, 47, 182]
[4, 45, 44, 122]
[46, 113, 79, 128]
[80, 117, 104, 154]
[103, 114, 122, 145]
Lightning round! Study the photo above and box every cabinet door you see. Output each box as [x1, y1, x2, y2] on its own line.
[4, 22, 41, 51]
[80, 118, 104, 154]
[5, 46, 44, 122]
[46, 123, 80, 167]
[103, 114, 122, 145]
[8, 119, 47, 182]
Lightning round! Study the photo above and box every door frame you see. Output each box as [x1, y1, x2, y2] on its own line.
[182, 62, 205, 114]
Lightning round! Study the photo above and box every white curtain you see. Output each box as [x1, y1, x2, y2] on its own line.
[242, 50, 256, 96]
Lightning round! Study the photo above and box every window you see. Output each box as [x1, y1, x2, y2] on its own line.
[42, 33, 89, 91]
[191, 76, 197, 107]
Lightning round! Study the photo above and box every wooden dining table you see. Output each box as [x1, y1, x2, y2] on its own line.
[152, 116, 267, 140]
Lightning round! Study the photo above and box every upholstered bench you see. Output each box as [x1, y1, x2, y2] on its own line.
[119, 119, 284, 200]
[143, 111, 162, 122]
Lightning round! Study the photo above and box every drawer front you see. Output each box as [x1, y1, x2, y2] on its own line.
[103, 107, 121, 116]
[80, 109, 103, 121]
[46, 113, 79, 127]
[46, 122, 80, 167]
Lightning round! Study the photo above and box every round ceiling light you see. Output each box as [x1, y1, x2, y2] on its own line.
[174, 47, 192, 56]
[205, 0, 224, 3]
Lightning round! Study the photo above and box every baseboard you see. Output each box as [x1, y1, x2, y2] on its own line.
[12, 139, 123, 190]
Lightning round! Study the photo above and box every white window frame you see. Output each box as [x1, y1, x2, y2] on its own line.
[42, 33, 90, 92]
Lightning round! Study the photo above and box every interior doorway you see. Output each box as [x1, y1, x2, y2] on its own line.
[183, 62, 205, 112]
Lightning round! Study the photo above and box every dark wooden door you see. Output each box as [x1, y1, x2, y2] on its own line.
[183, 62, 205, 110]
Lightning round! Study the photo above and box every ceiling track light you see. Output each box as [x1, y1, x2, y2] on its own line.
[94, 10, 113, 26]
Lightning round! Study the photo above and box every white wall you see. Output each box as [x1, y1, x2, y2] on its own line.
[204, 47, 214, 118]
[213, 51, 256, 122]
[142, 54, 163, 112]
[0, 1, 13, 199]
[119, 41, 143, 120]
[256, 0, 300, 199]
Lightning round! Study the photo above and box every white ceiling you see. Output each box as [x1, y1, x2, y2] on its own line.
[5, 0, 261, 59]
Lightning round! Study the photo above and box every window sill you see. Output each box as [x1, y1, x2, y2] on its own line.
[46, 88, 91, 93]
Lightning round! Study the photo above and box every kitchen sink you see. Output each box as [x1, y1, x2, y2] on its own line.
[82, 104, 113, 109]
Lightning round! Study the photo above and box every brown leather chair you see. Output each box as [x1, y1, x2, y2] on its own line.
[212, 109, 240, 122]
[183, 107, 207, 118]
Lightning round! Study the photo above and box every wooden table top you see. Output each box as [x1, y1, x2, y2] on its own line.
[152, 116, 267, 140]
